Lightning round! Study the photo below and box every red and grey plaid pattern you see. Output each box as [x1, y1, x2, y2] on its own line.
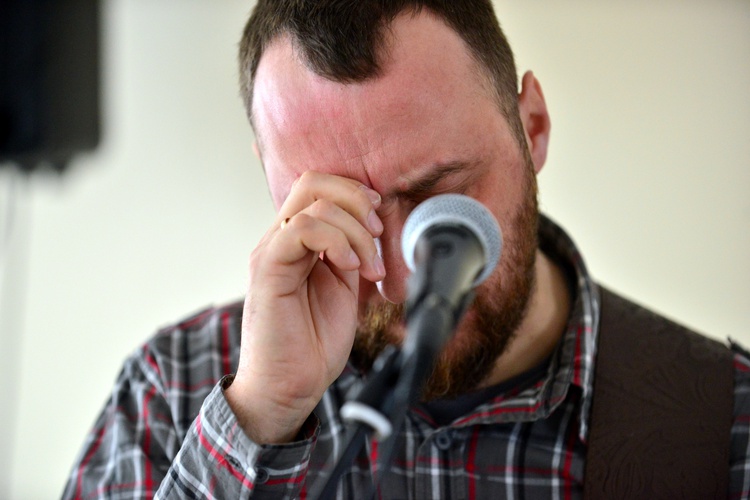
[63, 216, 750, 499]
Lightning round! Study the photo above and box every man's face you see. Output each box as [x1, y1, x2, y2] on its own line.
[252, 12, 540, 399]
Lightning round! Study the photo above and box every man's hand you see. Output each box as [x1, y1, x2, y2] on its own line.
[225, 172, 385, 444]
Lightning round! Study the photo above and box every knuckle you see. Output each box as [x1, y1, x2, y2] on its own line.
[353, 218, 374, 241]
[335, 231, 351, 250]
[290, 212, 313, 230]
[352, 188, 373, 211]
[354, 189, 382, 225]
[296, 170, 319, 189]
[309, 198, 336, 218]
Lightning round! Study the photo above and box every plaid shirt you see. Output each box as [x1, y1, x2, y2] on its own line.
[63, 216, 750, 499]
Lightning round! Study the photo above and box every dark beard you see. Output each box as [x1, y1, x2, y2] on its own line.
[352, 160, 539, 401]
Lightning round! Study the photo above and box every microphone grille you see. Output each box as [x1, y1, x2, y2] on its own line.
[401, 194, 502, 285]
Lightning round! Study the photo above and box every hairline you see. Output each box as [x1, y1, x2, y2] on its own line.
[248, 7, 525, 154]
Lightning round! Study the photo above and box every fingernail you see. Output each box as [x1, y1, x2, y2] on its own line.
[360, 185, 381, 206]
[368, 209, 383, 233]
[373, 254, 385, 277]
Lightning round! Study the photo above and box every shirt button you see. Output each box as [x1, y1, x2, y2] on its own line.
[435, 432, 453, 450]
[255, 467, 269, 485]
[226, 455, 242, 469]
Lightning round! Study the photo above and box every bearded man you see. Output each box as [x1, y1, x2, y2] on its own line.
[64, 1, 750, 498]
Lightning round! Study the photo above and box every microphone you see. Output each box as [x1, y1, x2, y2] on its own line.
[322, 196, 503, 500]
[389, 194, 503, 405]
[401, 193, 503, 326]
[367, 194, 503, 478]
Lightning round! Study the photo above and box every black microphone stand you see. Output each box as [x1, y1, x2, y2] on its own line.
[371, 293, 459, 490]
[309, 296, 470, 499]
[307, 345, 402, 500]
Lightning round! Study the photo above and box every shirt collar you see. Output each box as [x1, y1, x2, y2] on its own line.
[538, 214, 600, 442]
[443, 214, 600, 441]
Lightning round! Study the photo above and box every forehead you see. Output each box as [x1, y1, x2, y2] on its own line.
[252, 11, 503, 201]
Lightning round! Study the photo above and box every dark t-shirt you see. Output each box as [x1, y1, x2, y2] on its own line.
[419, 357, 551, 427]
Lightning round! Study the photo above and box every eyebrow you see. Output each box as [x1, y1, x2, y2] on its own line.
[395, 161, 477, 199]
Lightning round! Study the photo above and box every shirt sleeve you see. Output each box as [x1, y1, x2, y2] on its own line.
[729, 342, 750, 499]
[62, 353, 319, 500]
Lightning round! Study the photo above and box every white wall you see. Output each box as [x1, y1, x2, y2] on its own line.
[1, 1, 748, 498]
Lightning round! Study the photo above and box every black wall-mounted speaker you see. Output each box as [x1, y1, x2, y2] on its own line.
[0, 0, 101, 173]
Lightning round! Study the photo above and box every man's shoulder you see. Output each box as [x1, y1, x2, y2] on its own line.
[593, 285, 736, 424]
[112, 300, 244, 434]
[598, 286, 730, 355]
[124, 300, 244, 392]
[596, 284, 750, 398]
[603, 288, 750, 380]
[147, 300, 244, 355]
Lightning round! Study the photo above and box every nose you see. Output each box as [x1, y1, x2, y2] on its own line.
[374, 211, 411, 304]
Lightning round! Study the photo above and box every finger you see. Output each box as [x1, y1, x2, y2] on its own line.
[299, 199, 385, 282]
[277, 171, 383, 237]
[274, 213, 362, 273]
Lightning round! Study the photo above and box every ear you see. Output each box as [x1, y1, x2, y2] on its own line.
[518, 71, 551, 174]
[252, 141, 261, 158]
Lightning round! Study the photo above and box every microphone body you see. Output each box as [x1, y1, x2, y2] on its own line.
[406, 224, 486, 329]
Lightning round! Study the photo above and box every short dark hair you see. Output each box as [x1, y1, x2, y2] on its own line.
[239, 0, 523, 142]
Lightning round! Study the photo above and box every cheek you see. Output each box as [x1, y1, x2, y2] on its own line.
[477, 165, 531, 230]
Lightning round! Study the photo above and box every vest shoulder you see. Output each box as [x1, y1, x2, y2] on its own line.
[598, 286, 729, 357]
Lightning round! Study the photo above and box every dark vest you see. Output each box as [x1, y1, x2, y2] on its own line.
[584, 287, 734, 499]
